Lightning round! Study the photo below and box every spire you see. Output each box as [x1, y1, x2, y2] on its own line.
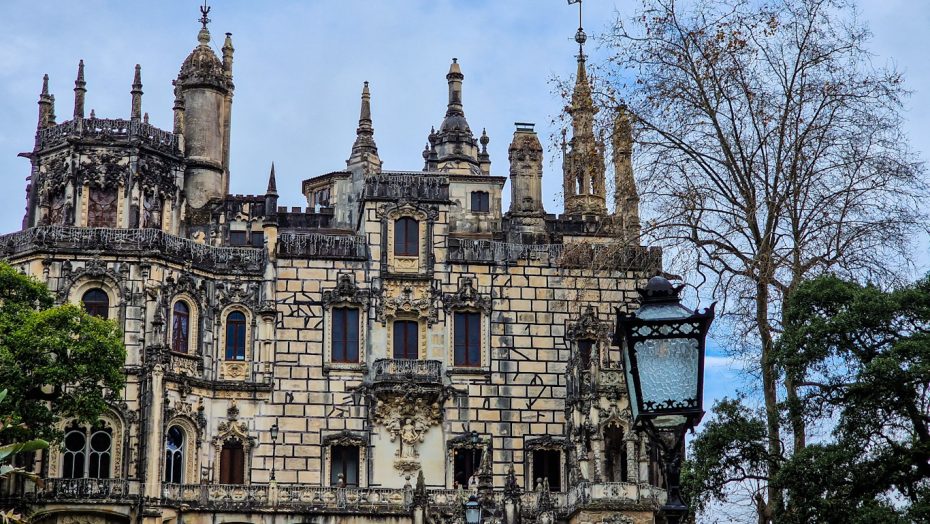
[446, 58, 465, 118]
[131, 64, 143, 121]
[347, 81, 380, 171]
[266, 162, 278, 195]
[48, 94, 56, 126]
[37, 74, 51, 130]
[73, 60, 86, 119]
[222, 32, 234, 77]
[612, 106, 640, 239]
[479, 128, 491, 175]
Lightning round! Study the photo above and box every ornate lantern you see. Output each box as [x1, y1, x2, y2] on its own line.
[614, 275, 714, 430]
[465, 494, 481, 524]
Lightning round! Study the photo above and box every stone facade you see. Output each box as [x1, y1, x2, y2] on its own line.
[0, 7, 666, 524]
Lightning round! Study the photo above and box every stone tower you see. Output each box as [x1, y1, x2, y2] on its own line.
[506, 122, 548, 243]
[175, 5, 234, 214]
[612, 106, 640, 241]
[562, 26, 607, 217]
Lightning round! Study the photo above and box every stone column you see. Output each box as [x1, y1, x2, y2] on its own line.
[144, 364, 165, 499]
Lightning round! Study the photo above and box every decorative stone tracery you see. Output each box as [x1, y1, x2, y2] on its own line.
[372, 396, 443, 474]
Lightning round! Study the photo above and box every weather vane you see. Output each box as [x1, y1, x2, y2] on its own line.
[567, 0, 587, 53]
[199, 0, 211, 29]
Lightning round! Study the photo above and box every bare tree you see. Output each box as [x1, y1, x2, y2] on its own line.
[603, 0, 926, 519]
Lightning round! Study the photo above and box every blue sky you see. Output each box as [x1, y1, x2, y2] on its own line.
[1, 1, 928, 419]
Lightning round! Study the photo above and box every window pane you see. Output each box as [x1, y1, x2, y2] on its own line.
[393, 321, 418, 359]
[333, 308, 346, 361]
[221, 441, 244, 484]
[226, 312, 246, 360]
[331, 445, 360, 487]
[471, 192, 490, 212]
[165, 426, 185, 484]
[250, 231, 264, 247]
[82, 289, 109, 319]
[395, 218, 419, 256]
[172, 302, 190, 353]
[454, 448, 482, 488]
[229, 231, 247, 246]
[347, 309, 359, 362]
[578, 340, 593, 370]
[533, 450, 561, 491]
[88, 429, 111, 479]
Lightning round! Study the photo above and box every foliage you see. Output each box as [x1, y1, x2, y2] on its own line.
[0, 389, 48, 524]
[0, 261, 125, 442]
[603, 0, 927, 519]
[768, 275, 930, 522]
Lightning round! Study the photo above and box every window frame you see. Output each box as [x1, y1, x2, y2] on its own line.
[81, 288, 110, 319]
[171, 301, 191, 354]
[329, 445, 361, 487]
[61, 422, 112, 480]
[470, 191, 490, 213]
[453, 311, 482, 367]
[531, 449, 562, 492]
[164, 425, 185, 484]
[225, 311, 247, 361]
[219, 439, 245, 484]
[331, 307, 360, 364]
[392, 320, 420, 360]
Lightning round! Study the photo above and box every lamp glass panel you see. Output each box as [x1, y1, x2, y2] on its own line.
[634, 337, 699, 412]
[622, 341, 640, 422]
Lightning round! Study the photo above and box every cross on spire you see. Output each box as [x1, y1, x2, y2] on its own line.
[199, 0, 211, 29]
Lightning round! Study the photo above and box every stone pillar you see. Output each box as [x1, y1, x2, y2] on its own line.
[144, 364, 165, 499]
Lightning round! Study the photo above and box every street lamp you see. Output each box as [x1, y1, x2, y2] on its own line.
[614, 275, 714, 523]
[464, 494, 481, 524]
[269, 419, 280, 481]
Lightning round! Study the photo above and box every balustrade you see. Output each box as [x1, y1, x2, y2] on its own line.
[370, 358, 443, 385]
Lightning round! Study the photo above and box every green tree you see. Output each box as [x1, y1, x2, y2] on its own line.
[0, 261, 125, 442]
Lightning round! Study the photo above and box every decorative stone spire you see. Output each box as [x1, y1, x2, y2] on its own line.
[131, 64, 143, 121]
[612, 106, 640, 240]
[426, 58, 482, 175]
[73, 60, 86, 119]
[265, 162, 279, 223]
[172, 81, 185, 136]
[37, 75, 52, 130]
[478, 128, 491, 175]
[222, 32, 234, 77]
[266, 162, 278, 195]
[562, 7, 606, 216]
[507, 122, 547, 243]
[48, 94, 57, 126]
[347, 81, 381, 173]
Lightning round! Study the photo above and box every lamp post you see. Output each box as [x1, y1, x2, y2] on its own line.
[464, 493, 481, 524]
[269, 419, 279, 481]
[614, 275, 714, 524]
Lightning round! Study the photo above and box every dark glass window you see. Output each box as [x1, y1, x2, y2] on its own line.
[578, 339, 594, 370]
[330, 445, 360, 487]
[87, 188, 117, 228]
[533, 450, 561, 491]
[393, 320, 419, 359]
[62, 428, 86, 479]
[604, 428, 628, 483]
[172, 301, 191, 354]
[225, 311, 247, 361]
[229, 231, 248, 246]
[82, 289, 109, 319]
[394, 217, 419, 256]
[454, 312, 481, 367]
[220, 440, 245, 484]
[87, 428, 112, 479]
[332, 308, 360, 363]
[250, 231, 264, 247]
[471, 191, 490, 212]
[453, 448, 483, 488]
[164, 426, 185, 484]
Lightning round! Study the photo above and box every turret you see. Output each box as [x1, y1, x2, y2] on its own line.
[36, 74, 51, 130]
[175, 4, 234, 213]
[346, 81, 381, 174]
[612, 107, 640, 240]
[562, 25, 607, 217]
[424, 59, 483, 175]
[263, 163, 279, 258]
[507, 123, 547, 242]
[73, 61, 86, 119]
[130, 64, 143, 121]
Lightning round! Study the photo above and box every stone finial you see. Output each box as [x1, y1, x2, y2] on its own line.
[445, 58, 465, 118]
[131, 64, 143, 121]
[347, 81, 380, 170]
[48, 95, 56, 126]
[612, 106, 640, 239]
[266, 163, 278, 195]
[37, 74, 52, 130]
[73, 60, 86, 119]
[143, 112, 150, 124]
[222, 32, 234, 76]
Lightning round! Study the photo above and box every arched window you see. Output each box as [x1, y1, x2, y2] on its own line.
[220, 440, 245, 484]
[394, 217, 419, 257]
[62, 422, 112, 479]
[225, 311, 246, 361]
[82, 289, 110, 319]
[164, 426, 185, 484]
[172, 301, 191, 354]
[393, 320, 418, 359]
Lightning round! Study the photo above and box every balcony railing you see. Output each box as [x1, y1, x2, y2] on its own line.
[370, 359, 443, 385]
[447, 237, 661, 272]
[363, 173, 449, 202]
[0, 227, 265, 273]
[37, 117, 180, 154]
[32, 478, 141, 502]
[563, 481, 666, 513]
[276, 485, 410, 512]
[277, 232, 367, 260]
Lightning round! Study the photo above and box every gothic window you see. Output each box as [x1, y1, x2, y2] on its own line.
[82, 288, 110, 319]
[219, 439, 245, 484]
[63, 422, 112, 479]
[330, 445, 360, 487]
[471, 191, 490, 213]
[225, 311, 247, 361]
[577, 339, 594, 371]
[604, 428, 628, 482]
[229, 231, 248, 246]
[142, 193, 162, 229]
[453, 448, 482, 488]
[87, 188, 117, 228]
[393, 320, 419, 359]
[453, 312, 481, 367]
[171, 301, 191, 354]
[532, 449, 561, 491]
[164, 426, 185, 484]
[394, 217, 419, 256]
[332, 307, 359, 363]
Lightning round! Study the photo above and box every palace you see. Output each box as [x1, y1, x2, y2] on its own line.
[0, 5, 667, 524]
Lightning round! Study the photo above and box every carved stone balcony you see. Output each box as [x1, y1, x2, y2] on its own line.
[30, 478, 141, 503]
[276, 232, 367, 260]
[370, 358, 443, 386]
[161, 483, 411, 514]
[363, 173, 449, 202]
[562, 481, 666, 514]
[37, 117, 180, 155]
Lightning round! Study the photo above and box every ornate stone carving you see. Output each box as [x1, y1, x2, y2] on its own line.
[566, 305, 611, 341]
[375, 280, 439, 325]
[322, 273, 369, 308]
[372, 396, 442, 474]
[442, 276, 491, 314]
